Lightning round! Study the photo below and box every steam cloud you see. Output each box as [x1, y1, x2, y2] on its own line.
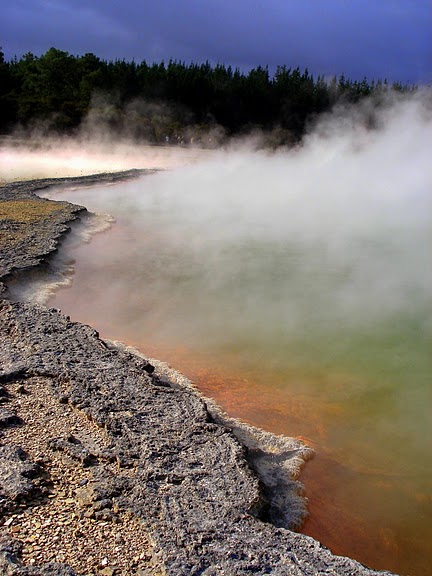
[40, 91, 431, 343]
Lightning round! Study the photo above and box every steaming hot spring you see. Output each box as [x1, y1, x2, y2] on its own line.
[3, 94, 432, 576]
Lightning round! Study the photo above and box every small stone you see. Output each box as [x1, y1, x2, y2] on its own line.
[0, 408, 23, 427]
[95, 509, 118, 522]
[0, 386, 10, 403]
[75, 486, 94, 507]
[100, 568, 116, 576]
[92, 498, 112, 512]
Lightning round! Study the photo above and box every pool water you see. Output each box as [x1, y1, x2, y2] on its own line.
[37, 160, 432, 576]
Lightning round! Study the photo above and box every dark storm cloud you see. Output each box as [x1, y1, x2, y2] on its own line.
[1, 0, 431, 83]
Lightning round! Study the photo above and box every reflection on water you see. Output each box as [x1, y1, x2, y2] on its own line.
[39, 158, 432, 576]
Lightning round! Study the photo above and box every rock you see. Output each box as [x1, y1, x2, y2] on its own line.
[47, 436, 98, 467]
[0, 409, 23, 428]
[0, 537, 76, 576]
[0, 445, 41, 512]
[94, 509, 118, 523]
[74, 486, 95, 508]
[92, 498, 113, 511]
[100, 567, 116, 576]
[26, 563, 76, 576]
[0, 537, 23, 576]
[0, 369, 29, 385]
[0, 385, 11, 403]
[74, 482, 118, 509]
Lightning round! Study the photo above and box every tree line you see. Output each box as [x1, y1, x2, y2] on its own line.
[0, 47, 414, 145]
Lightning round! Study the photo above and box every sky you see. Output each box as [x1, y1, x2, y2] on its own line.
[1, 0, 431, 84]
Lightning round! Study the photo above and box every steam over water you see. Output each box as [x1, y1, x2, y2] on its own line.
[10, 94, 432, 575]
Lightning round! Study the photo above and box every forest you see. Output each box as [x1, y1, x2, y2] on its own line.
[0, 46, 415, 145]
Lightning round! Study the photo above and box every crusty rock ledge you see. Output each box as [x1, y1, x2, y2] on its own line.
[0, 176, 396, 575]
[0, 170, 153, 297]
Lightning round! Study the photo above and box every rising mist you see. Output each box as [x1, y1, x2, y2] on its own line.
[39, 92, 431, 340]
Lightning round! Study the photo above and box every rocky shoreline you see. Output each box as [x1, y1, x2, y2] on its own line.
[0, 174, 396, 575]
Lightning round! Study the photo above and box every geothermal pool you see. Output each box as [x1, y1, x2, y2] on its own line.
[33, 143, 432, 576]
[8, 96, 431, 576]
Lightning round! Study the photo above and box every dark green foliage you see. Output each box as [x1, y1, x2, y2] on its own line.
[0, 46, 416, 142]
